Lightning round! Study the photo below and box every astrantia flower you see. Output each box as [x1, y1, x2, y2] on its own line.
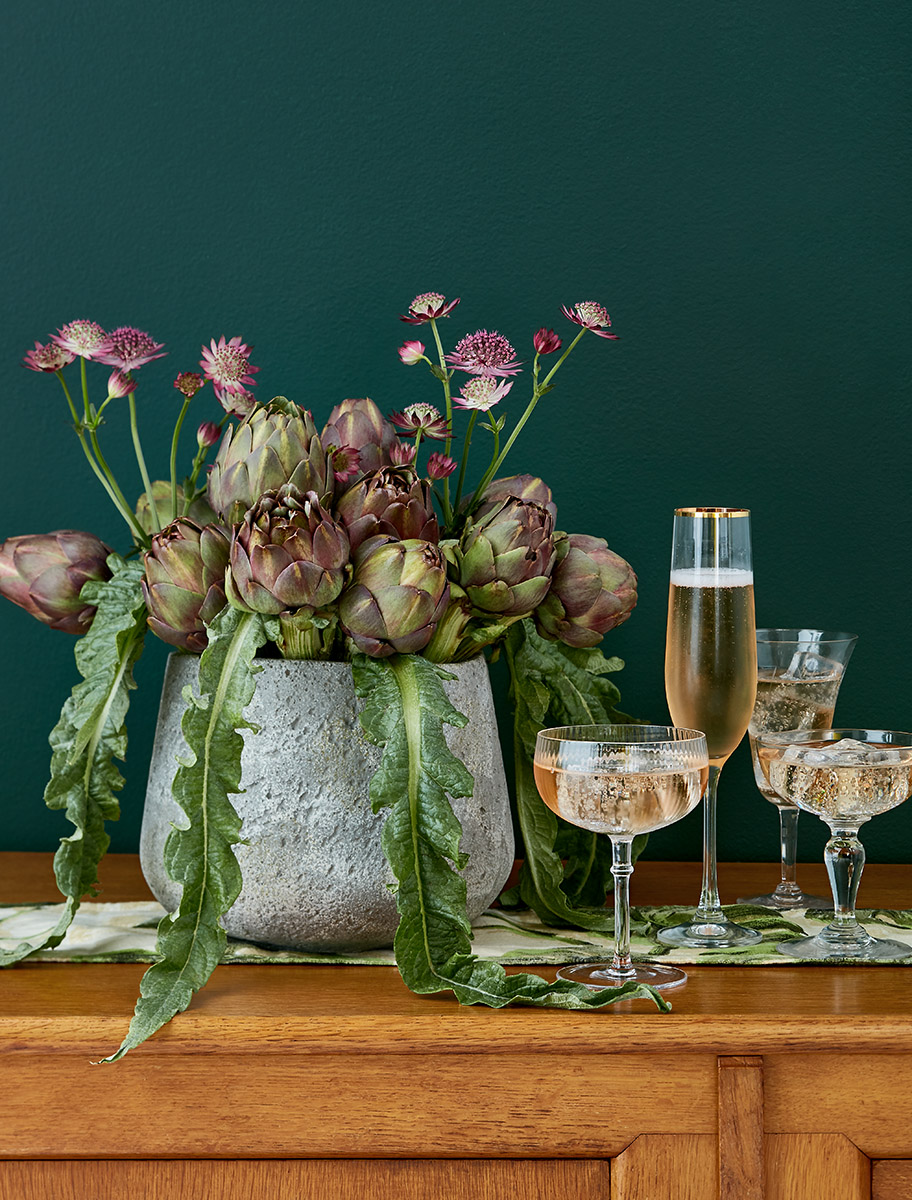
[427, 452, 457, 480]
[174, 371, 206, 398]
[327, 444, 362, 485]
[390, 442, 417, 467]
[200, 336, 260, 397]
[52, 320, 110, 360]
[453, 377, 513, 412]
[106, 370, 136, 398]
[196, 421, 222, 448]
[533, 327, 562, 355]
[560, 302, 619, 340]
[398, 339, 426, 365]
[23, 340, 75, 373]
[389, 403, 449, 440]
[217, 387, 257, 418]
[95, 326, 167, 371]
[445, 329, 522, 377]
[399, 292, 460, 325]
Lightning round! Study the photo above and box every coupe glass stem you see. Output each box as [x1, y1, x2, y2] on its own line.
[824, 825, 866, 937]
[774, 807, 802, 903]
[610, 838, 636, 979]
[694, 765, 725, 922]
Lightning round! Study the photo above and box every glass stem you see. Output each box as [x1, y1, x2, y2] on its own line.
[610, 837, 636, 979]
[824, 825, 865, 934]
[774, 806, 802, 901]
[695, 765, 725, 922]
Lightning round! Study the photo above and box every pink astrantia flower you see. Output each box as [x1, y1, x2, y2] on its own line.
[560, 302, 619, 340]
[389, 403, 449, 440]
[427, 452, 457, 481]
[95, 326, 167, 370]
[196, 421, 222, 448]
[533, 327, 562, 355]
[200, 335, 260, 397]
[399, 292, 461, 325]
[398, 339, 426, 365]
[327, 444, 362, 485]
[217, 386, 257, 418]
[23, 340, 75, 373]
[390, 442, 417, 467]
[445, 329, 522, 377]
[52, 320, 110, 360]
[452, 377, 513, 412]
[106, 370, 136, 398]
[174, 371, 206, 398]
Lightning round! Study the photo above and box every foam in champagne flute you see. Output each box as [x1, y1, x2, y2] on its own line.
[669, 568, 754, 587]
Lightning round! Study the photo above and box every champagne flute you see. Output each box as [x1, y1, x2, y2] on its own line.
[657, 507, 762, 949]
[758, 729, 912, 960]
[533, 724, 709, 989]
[738, 629, 857, 909]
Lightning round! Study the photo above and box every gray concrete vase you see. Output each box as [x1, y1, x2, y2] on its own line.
[141, 655, 514, 952]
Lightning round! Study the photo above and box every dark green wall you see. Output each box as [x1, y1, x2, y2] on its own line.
[2, 2, 910, 871]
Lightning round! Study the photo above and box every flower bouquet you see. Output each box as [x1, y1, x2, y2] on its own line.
[1, 296, 664, 1061]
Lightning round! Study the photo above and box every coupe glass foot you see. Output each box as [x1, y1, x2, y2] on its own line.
[656, 918, 762, 949]
[737, 890, 831, 910]
[777, 933, 912, 961]
[557, 961, 688, 991]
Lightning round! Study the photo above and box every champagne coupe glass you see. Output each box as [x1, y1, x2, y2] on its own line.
[533, 724, 709, 990]
[758, 729, 912, 960]
[657, 507, 762, 949]
[738, 629, 857, 909]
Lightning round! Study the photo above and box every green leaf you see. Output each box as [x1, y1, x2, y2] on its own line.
[502, 620, 645, 930]
[102, 606, 267, 1061]
[0, 556, 147, 967]
[352, 652, 668, 1014]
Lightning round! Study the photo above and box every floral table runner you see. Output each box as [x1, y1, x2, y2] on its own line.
[3, 901, 912, 965]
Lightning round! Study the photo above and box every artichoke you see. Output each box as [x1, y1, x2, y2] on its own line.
[227, 485, 350, 617]
[534, 533, 638, 648]
[321, 397, 400, 481]
[136, 481, 218, 534]
[334, 467, 439, 550]
[207, 396, 332, 525]
[473, 474, 557, 522]
[142, 520, 231, 653]
[339, 535, 449, 657]
[0, 530, 112, 634]
[451, 494, 556, 618]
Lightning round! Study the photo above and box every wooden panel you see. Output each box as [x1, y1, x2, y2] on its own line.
[611, 1134, 716, 1199]
[766, 1134, 870, 1199]
[873, 1159, 912, 1200]
[718, 1056, 763, 1199]
[0, 1158, 610, 1200]
[765, 1055, 912, 1158]
[0, 1052, 717, 1159]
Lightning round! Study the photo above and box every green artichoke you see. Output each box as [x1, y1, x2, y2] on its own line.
[207, 397, 332, 525]
[535, 533, 638, 648]
[339, 535, 449, 657]
[141, 520, 230, 652]
[136, 480, 218, 534]
[321, 397, 400, 481]
[334, 466, 439, 550]
[475, 474, 557, 521]
[0, 530, 112, 634]
[227, 485, 350, 616]
[450, 494, 556, 618]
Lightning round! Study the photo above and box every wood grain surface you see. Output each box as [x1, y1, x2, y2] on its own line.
[765, 1135, 870, 1200]
[718, 1057, 764, 1199]
[873, 1159, 912, 1200]
[610, 1135, 716, 1199]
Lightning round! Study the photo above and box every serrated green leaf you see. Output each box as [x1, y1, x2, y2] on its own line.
[0, 556, 147, 967]
[102, 606, 267, 1061]
[352, 652, 668, 1014]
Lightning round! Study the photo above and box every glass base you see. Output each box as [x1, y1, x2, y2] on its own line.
[656, 918, 763, 949]
[556, 961, 688, 991]
[777, 932, 912, 961]
[737, 889, 832, 911]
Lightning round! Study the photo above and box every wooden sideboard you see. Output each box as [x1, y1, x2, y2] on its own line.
[1, 852, 911, 1199]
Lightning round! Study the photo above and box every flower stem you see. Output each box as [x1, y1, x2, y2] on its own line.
[170, 397, 192, 522]
[429, 318, 453, 508]
[80, 357, 91, 422]
[87, 424, 150, 545]
[181, 413, 228, 516]
[452, 410, 478, 513]
[128, 393, 162, 532]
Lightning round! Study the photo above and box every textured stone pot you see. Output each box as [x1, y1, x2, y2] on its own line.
[141, 655, 514, 952]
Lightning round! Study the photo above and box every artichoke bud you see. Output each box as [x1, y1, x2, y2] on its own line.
[470, 474, 558, 524]
[335, 467, 439, 550]
[0, 530, 112, 634]
[136, 481, 219, 534]
[534, 533, 638, 648]
[321, 397, 400, 483]
[455, 495, 556, 619]
[142, 520, 230, 653]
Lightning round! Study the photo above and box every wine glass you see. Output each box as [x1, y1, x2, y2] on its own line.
[657, 507, 762, 949]
[758, 729, 912, 960]
[533, 724, 709, 990]
[738, 629, 857, 909]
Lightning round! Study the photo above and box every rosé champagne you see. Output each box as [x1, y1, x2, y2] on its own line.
[533, 761, 707, 836]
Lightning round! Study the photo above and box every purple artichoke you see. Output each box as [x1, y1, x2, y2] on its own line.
[207, 397, 332, 525]
[0, 531, 112, 634]
[534, 533, 638, 648]
[142, 520, 231, 653]
[473, 474, 558, 522]
[136, 481, 218, 534]
[451, 494, 556, 618]
[334, 467, 439, 550]
[227, 485, 350, 616]
[339, 535, 449, 657]
[321, 397, 400, 482]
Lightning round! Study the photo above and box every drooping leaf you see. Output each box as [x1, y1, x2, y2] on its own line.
[0, 556, 147, 967]
[102, 606, 267, 1061]
[352, 651, 667, 1013]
